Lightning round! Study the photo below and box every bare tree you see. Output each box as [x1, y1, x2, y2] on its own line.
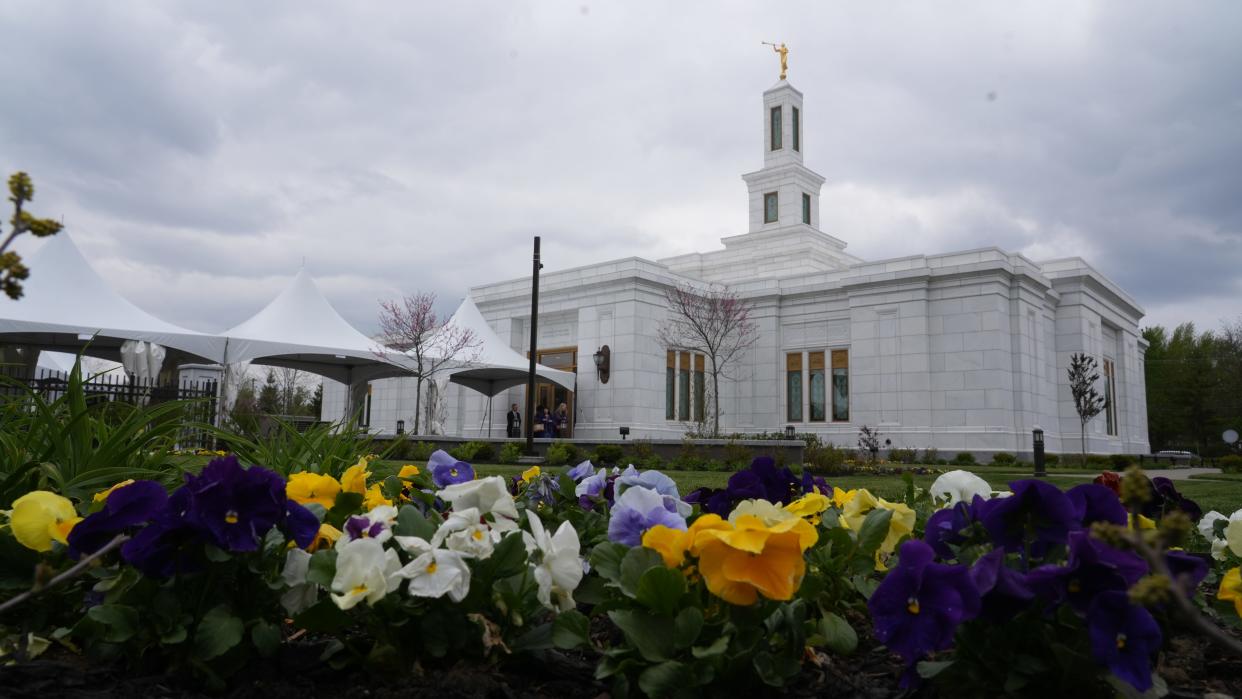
[272, 366, 315, 415]
[1068, 352, 1105, 467]
[657, 283, 758, 436]
[377, 292, 480, 434]
[1, 172, 63, 300]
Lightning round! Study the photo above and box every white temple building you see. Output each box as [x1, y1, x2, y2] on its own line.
[323, 77, 1149, 456]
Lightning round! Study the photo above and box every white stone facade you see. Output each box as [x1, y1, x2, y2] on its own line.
[323, 79, 1149, 457]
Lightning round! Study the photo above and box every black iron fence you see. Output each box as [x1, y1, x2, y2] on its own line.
[0, 367, 218, 449]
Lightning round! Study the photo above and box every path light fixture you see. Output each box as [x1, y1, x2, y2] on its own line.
[1033, 427, 1046, 478]
[396, 420, 405, 435]
[785, 425, 796, 439]
[593, 345, 611, 384]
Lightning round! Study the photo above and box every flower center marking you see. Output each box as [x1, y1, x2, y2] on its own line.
[426, 562, 438, 574]
[1116, 633, 1127, 650]
[472, 529, 485, 541]
[225, 510, 239, 524]
[906, 597, 920, 615]
[450, 468, 458, 477]
[351, 584, 367, 595]
[1068, 579, 1081, 593]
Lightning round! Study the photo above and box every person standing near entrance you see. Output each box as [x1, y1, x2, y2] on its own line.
[506, 403, 521, 438]
[556, 402, 570, 439]
[533, 405, 547, 438]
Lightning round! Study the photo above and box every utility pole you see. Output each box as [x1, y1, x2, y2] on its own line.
[524, 236, 542, 456]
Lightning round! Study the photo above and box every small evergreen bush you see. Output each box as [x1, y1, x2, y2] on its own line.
[888, 448, 918, 464]
[1219, 454, 1242, 473]
[498, 442, 522, 464]
[952, 452, 977, 466]
[545, 441, 579, 466]
[990, 452, 1016, 466]
[594, 444, 625, 465]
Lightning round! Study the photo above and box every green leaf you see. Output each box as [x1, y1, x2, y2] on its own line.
[635, 566, 686, 616]
[608, 609, 674, 662]
[380, 475, 404, 501]
[855, 507, 893, 556]
[672, 607, 703, 649]
[86, 604, 139, 643]
[818, 613, 858, 655]
[394, 504, 436, 540]
[573, 575, 609, 605]
[203, 543, 231, 563]
[638, 660, 693, 698]
[552, 609, 591, 650]
[752, 651, 801, 687]
[327, 491, 364, 526]
[691, 635, 729, 659]
[485, 530, 528, 579]
[306, 549, 337, 588]
[159, 625, 188, 644]
[916, 660, 954, 679]
[194, 605, 244, 661]
[619, 547, 665, 598]
[590, 542, 629, 583]
[250, 619, 281, 658]
[293, 599, 352, 633]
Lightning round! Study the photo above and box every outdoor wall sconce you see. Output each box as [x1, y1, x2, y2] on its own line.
[593, 345, 611, 384]
[785, 425, 796, 439]
[619, 426, 630, 440]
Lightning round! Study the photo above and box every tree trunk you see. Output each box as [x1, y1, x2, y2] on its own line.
[1081, 421, 1088, 468]
[414, 377, 423, 435]
[711, 364, 720, 438]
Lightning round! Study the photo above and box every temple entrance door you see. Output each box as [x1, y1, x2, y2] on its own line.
[533, 348, 576, 438]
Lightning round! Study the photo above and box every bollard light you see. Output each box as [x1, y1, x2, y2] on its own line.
[1033, 427, 1046, 478]
[785, 425, 796, 439]
[396, 419, 405, 435]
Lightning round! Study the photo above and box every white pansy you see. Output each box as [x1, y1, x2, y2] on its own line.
[525, 511, 584, 612]
[1199, 510, 1227, 541]
[280, 548, 317, 615]
[366, 505, 400, 527]
[431, 506, 495, 558]
[1226, 517, 1242, 557]
[330, 537, 402, 610]
[1212, 538, 1229, 561]
[399, 548, 472, 602]
[393, 535, 434, 557]
[929, 470, 992, 506]
[437, 477, 519, 531]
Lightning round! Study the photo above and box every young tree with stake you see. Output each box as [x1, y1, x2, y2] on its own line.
[657, 282, 758, 437]
[376, 292, 480, 434]
[1068, 351, 1105, 467]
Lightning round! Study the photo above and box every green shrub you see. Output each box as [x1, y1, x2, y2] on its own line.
[544, 441, 579, 466]
[723, 440, 752, 468]
[594, 444, 625, 466]
[804, 442, 848, 474]
[627, 439, 662, 469]
[952, 452, 977, 466]
[402, 440, 437, 462]
[1108, 453, 1135, 470]
[1045, 454, 1060, 467]
[498, 442, 523, 465]
[452, 441, 495, 463]
[990, 452, 1016, 466]
[888, 448, 918, 464]
[920, 447, 940, 464]
[1220, 454, 1242, 473]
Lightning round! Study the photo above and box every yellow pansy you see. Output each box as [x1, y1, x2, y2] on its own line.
[1128, 513, 1156, 531]
[521, 465, 541, 484]
[784, 492, 831, 524]
[10, 491, 81, 552]
[363, 484, 392, 510]
[286, 472, 342, 509]
[308, 523, 343, 553]
[840, 489, 916, 566]
[643, 514, 732, 569]
[340, 461, 370, 495]
[92, 479, 135, 504]
[832, 487, 858, 508]
[692, 514, 817, 606]
[398, 464, 420, 484]
[730, 499, 797, 526]
[1218, 567, 1242, 617]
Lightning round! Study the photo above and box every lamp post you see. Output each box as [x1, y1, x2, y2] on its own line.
[1033, 427, 1046, 478]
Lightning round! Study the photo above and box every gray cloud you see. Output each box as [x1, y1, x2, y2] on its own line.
[0, 1, 1238, 337]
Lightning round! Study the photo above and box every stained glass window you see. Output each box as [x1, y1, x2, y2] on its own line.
[831, 349, 849, 422]
[764, 192, 778, 223]
[770, 106, 782, 150]
[786, 353, 802, 422]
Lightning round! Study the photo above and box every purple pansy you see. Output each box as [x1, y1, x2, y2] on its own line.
[868, 540, 981, 685]
[1144, 477, 1202, 522]
[68, 480, 168, 558]
[181, 456, 291, 553]
[345, 515, 387, 540]
[1066, 483, 1128, 527]
[923, 496, 989, 560]
[121, 488, 204, 578]
[969, 548, 1035, 620]
[428, 449, 475, 487]
[1164, 550, 1208, 595]
[607, 486, 687, 546]
[1086, 591, 1162, 691]
[979, 479, 1080, 560]
[616, 465, 681, 500]
[1027, 531, 1147, 611]
[566, 460, 595, 481]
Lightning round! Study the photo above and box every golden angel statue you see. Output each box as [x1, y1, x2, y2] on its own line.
[763, 42, 790, 80]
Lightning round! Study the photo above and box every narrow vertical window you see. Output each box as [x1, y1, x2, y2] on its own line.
[792, 106, 800, 151]
[770, 106, 782, 150]
[831, 349, 850, 421]
[665, 351, 675, 420]
[809, 351, 826, 422]
[1104, 359, 1117, 436]
[764, 192, 779, 223]
[678, 351, 691, 421]
[786, 353, 803, 422]
[802, 193, 811, 225]
[693, 354, 705, 423]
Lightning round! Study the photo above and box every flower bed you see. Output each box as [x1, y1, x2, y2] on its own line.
[2, 451, 1241, 697]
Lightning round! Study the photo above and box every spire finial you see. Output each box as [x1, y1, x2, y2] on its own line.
[762, 41, 789, 80]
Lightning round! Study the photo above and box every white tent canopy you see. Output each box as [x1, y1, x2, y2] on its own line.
[0, 233, 225, 363]
[220, 268, 410, 384]
[441, 297, 575, 396]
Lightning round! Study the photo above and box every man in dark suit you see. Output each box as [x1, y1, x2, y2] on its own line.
[506, 403, 521, 438]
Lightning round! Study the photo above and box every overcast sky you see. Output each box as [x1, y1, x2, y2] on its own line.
[2, 1, 1239, 336]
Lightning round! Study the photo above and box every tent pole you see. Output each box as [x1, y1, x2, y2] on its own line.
[524, 236, 541, 456]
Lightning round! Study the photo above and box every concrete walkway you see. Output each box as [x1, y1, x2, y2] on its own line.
[1140, 467, 1222, 481]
